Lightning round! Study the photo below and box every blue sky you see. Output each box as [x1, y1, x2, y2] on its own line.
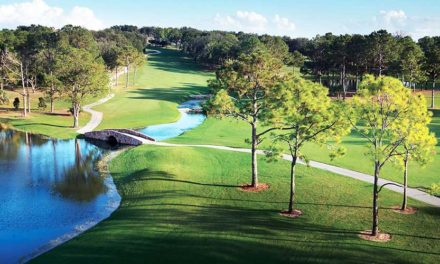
[0, 0, 439, 39]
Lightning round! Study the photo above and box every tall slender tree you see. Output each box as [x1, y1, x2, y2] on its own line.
[419, 36, 440, 108]
[393, 94, 436, 211]
[351, 75, 417, 238]
[207, 47, 286, 188]
[268, 76, 350, 216]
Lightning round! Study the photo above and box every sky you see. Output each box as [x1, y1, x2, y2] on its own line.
[0, 0, 439, 39]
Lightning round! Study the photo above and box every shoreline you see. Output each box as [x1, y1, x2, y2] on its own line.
[21, 150, 124, 263]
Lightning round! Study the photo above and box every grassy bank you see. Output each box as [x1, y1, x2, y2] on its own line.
[0, 86, 97, 138]
[33, 145, 440, 263]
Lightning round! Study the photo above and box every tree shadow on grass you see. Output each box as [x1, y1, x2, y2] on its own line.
[12, 122, 70, 129]
[35, 200, 437, 264]
[147, 48, 211, 75]
[126, 84, 208, 104]
[35, 162, 440, 263]
[114, 168, 238, 189]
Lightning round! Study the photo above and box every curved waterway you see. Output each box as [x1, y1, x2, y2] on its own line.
[137, 100, 206, 141]
[0, 100, 205, 263]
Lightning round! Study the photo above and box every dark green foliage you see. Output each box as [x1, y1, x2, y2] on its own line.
[13, 97, 19, 110]
[38, 97, 47, 110]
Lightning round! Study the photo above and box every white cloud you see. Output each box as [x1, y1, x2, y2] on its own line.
[379, 10, 407, 26]
[273, 15, 296, 32]
[371, 10, 440, 40]
[0, 0, 104, 30]
[214, 11, 268, 33]
[213, 11, 296, 36]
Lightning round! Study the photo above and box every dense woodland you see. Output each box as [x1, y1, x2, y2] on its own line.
[1, 24, 440, 121]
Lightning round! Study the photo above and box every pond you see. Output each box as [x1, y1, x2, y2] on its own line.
[0, 100, 206, 263]
[0, 129, 121, 263]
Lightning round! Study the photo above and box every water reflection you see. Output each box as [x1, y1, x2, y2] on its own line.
[0, 128, 119, 264]
[53, 140, 107, 202]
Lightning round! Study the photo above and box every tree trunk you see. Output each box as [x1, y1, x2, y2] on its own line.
[20, 63, 27, 117]
[288, 155, 297, 213]
[401, 153, 409, 211]
[72, 102, 80, 128]
[342, 65, 347, 100]
[372, 161, 380, 236]
[134, 67, 137, 85]
[50, 71, 55, 113]
[251, 122, 258, 187]
[432, 81, 435, 109]
[115, 68, 118, 86]
[27, 90, 31, 113]
[356, 75, 359, 91]
[125, 65, 129, 89]
[50, 96, 54, 113]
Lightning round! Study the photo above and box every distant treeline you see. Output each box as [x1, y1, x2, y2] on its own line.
[114, 25, 440, 94]
[1, 24, 440, 105]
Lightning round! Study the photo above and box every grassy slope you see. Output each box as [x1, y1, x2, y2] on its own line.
[168, 116, 440, 189]
[0, 85, 98, 139]
[33, 146, 440, 263]
[95, 48, 212, 130]
[0, 112, 89, 139]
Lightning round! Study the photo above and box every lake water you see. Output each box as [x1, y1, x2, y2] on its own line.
[0, 101, 205, 263]
[0, 130, 121, 263]
[137, 100, 206, 141]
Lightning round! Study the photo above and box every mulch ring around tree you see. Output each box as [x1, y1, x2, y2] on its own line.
[239, 183, 269, 192]
[280, 209, 303, 218]
[358, 230, 391, 242]
[391, 206, 417, 215]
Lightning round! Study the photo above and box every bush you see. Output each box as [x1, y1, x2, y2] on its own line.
[38, 97, 47, 110]
[13, 97, 20, 111]
[430, 183, 440, 197]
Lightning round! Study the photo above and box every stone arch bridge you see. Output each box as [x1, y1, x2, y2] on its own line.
[84, 129, 155, 146]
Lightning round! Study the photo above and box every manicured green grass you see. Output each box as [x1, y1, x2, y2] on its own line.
[0, 112, 90, 139]
[168, 116, 440, 189]
[95, 48, 213, 130]
[0, 87, 100, 138]
[33, 146, 440, 263]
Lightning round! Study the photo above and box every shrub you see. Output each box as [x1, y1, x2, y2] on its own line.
[13, 97, 20, 110]
[38, 97, 47, 110]
[430, 183, 440, 197]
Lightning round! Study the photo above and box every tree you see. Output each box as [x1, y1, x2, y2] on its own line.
[351, 75, 417, 238]
[288, 51, 305, 76]
[398, 37, 424, 91]
[366, 30, 398, 76]
[393, 94, 436, 211]
[207, 48, 286, 188]
[331, 34, 352, 99]
[37, 31, 62, 113]
[56, 48, 108, 128]
[268, 76, 350, 216]
[419, 37, 440, 108]
[132, 51, 145, 85]
[3, 51, 28, 116]
[347, 34, 369, 89]
[117, 46, 140, 89]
